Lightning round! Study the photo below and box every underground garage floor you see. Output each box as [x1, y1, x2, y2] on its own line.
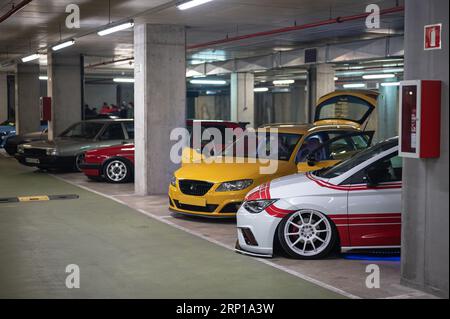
[0, 153, 435, 299]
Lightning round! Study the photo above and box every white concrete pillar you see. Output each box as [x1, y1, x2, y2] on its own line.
[308, 64, 335, 122]
[47, 53, 82, 140]
[134, 24, 186, 195]
[15, 64, 40, 134]
[231, 73, 255, 127]
[0, 73, 7, 123]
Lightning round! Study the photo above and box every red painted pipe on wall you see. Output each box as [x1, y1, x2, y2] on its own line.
[187, 6, 405, 50]
[0, 0, 33, 24]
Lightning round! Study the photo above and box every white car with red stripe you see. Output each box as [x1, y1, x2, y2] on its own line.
[236, 138, 402, 259]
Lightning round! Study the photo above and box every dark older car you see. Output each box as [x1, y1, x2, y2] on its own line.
[15, 119, 134, 171]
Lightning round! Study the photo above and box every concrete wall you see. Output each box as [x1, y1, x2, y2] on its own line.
[194, 95, 230, 120]
[85, 84, 118, 109]
[374, 86, 400, 142]
[401, 0, 449, 298]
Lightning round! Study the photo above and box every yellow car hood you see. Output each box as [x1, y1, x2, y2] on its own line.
[175, 157, 292, 183]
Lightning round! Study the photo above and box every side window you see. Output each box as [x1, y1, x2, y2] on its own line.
[344, 152, 403, 185]
[99, 123, 125, 140]
[124, 122, 134, 139]
[296, 134, 324, 163]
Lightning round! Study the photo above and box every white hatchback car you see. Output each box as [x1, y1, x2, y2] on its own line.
[236, 138, 402, 259]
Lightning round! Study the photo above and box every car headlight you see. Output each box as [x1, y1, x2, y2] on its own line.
[243, 199, 278, 214]
[18, 145, 24, 154]
[216, 179, 253, 192]
[46, 149, 58, 156]
[170, 175, 177, 187]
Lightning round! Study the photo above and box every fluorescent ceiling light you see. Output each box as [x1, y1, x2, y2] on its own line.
[273, 80, 295, 86]
[190, 79, 227, 85]
[343, 83, 366, 88]
[98, 22, 134, 36]
[381, 82, 400, 87]
[178, 0, 214, 10]
[334, 77, 339, 81]
[254, 87, 269, 92]
[52, 40, 75, 51]
[363, 74, 396, 80]
[39, 76, 48, 81]
[113, 78, 135, 83]
[21, 54, 40, 63]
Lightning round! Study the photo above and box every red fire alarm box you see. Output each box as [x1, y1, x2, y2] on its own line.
[399, 80, 441, 158]
[40, 97, 51, 121]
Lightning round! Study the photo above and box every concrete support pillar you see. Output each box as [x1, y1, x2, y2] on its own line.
[47, 53, 83, 140]
[134, 24, 186, 195]
[0, 73, 7, 123]
[308, 64, 335, 122]
[401, 0, 449, 298]
[15, 64, 40, 134]
[231, 73, 255, 127]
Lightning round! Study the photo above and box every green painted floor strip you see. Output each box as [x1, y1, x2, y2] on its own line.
[0, 156, 346, 299]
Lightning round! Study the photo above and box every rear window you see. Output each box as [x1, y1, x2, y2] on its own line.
[315, 95, 374, 124]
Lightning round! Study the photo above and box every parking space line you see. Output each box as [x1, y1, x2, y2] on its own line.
[51, 173, 361, 299]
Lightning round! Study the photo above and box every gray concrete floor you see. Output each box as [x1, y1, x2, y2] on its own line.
[0, 150, 437, 299]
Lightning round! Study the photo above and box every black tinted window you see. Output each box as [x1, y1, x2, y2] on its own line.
[124, 122, 134, 139]
[100, 123, 125, 140]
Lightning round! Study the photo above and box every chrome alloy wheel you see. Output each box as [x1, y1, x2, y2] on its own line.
[283, 210, 333, 257]
[106, 160, 128, 182]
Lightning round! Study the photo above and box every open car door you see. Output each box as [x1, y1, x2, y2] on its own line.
[314, 90, 379, 128]
[297, 131, 375, 173]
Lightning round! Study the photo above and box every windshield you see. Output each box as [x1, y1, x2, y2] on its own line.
[314, 139, 398, 179]
[315, 95, 374, 124]
[59, 122, 104, 139]
[223, 132, 302, 161]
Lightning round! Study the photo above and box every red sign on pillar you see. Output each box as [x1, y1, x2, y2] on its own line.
[424, 24, 442, 50]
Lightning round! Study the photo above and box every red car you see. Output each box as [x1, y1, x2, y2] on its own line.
[80, 120, 248, 183]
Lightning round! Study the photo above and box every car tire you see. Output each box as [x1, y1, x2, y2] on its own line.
[74, 153, 85, 172]
[277, 210, 338, 260]
[102, 158, 133, 184]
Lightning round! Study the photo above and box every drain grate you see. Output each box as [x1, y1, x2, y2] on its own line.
[0, 194, 79, 204]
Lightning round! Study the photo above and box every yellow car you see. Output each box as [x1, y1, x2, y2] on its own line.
[169, 90, 378, 218]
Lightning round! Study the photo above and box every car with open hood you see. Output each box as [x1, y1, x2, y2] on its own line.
[15, 119, 133, 171]
[236, 138, 401, 259]
[169, 90, 379, 218]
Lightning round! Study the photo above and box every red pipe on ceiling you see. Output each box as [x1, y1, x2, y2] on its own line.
[0, 0, 33, 24]
[187, 5, 405, 51]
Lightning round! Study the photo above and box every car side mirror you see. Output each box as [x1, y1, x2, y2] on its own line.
[306, 154, 317, 167]
[364, 167, 382, 187]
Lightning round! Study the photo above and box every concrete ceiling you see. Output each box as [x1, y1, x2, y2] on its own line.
[0, 0, 404, 68]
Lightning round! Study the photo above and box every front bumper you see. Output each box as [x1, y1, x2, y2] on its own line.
[79, 162, 102, 177]
[15, 154, 74, 169]
[168, 184, 246, 218]
[235, 205, 282, 257]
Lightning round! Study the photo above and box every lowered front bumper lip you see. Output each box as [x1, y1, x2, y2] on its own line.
[235, 241, 273, 258]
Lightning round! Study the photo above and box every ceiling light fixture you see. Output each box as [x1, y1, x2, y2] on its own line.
[98, 22, 134, 36]
[254, 87, 269, 92]
[190, 79, 227, 85]
[113, 78, 135, 83]
[381, 82, 401, 87]
[21, 54, 40, 63]
[178, 0, 215, 10]
[343, 83, 366, 88]
[39, 76, 48, 81]
[363, 74, 396, 80]
[273, 80, 295, 86]
[52, 40, 75, 51]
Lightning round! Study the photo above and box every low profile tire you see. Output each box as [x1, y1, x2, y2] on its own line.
[74, 153, 85, 172]
[103, 158, 132, 183]
[277, 210, 338, 260]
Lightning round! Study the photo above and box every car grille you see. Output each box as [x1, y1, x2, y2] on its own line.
[173, 200, 218, 213]
[179, 180, 214, 196]
[23, 148, 46, 157]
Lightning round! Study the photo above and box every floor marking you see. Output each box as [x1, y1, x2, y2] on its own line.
[52, 174, 361, 299]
